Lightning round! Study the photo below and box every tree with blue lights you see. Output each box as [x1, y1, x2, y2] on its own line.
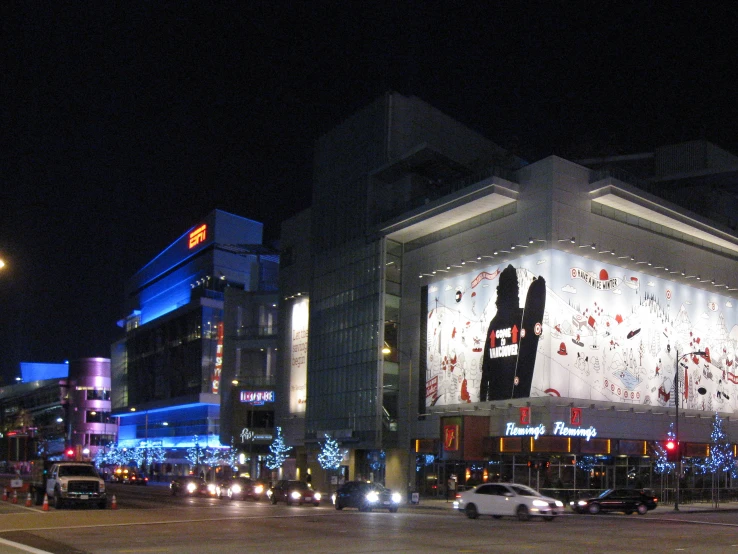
[698, 413, 734, 475]
[318, 434, 346, 471]
[186, 435, 205, 468]
[265, 427, 291, 470]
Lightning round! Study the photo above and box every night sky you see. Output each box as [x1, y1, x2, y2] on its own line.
[1, 2, 735, 383]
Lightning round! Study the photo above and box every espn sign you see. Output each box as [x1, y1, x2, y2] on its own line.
[189, 224, 207, 249]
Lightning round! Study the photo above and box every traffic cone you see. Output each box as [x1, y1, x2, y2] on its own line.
[111, 495, 117, 510]
[12, 491, 18, 504]
[2, 488, 7, 501]
[42, 494, 49, 511]
[25, 492, 32, 507]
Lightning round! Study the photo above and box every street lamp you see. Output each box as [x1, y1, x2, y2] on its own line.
[674, 349, 705, 511]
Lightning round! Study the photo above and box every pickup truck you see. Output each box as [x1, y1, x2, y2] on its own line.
[45, 462, 107, 509]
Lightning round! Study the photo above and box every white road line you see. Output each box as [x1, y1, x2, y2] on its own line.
[0, 537, 54, 554]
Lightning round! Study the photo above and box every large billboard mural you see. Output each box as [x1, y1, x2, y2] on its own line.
[426, 249, 738, 414]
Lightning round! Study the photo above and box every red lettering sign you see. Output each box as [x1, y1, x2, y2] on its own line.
[189, 224, 207, 249]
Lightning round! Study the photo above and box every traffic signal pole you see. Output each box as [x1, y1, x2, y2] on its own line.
[674, 349, 705, 512]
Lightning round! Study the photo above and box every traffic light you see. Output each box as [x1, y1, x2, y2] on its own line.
[65, 448, 75, 459]
[665, 440, 678, 461]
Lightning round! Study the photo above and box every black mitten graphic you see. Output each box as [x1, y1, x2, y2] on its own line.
[479, 265, 546, 401]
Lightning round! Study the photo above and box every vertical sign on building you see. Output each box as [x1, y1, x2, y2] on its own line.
[290, 299, 309, 414]
[212, 322, 224, 394]
[570, 407, 581, 426]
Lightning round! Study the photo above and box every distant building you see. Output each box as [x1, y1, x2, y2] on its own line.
[0, 358, 113, 465]
[112, 210, 279, 479]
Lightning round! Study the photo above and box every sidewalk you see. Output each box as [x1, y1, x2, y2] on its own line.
[404, 496, 738, 514]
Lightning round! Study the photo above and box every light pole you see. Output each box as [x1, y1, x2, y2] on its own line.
[674, 349, 705, 511]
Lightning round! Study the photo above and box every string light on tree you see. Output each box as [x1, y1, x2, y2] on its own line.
[265, 427, 291, 470]
[317, 434, 346, 471]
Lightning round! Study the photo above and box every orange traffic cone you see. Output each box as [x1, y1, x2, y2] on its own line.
[2, 488, 7, 501]
[42, 494, 49, 511]
[25, 492, 32, 507]
[111, 495, 117, 510]
[11, 491, 18, 504]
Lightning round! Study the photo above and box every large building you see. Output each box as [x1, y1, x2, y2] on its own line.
[112, 210, 279, 479]
[279, 92, 738, 497]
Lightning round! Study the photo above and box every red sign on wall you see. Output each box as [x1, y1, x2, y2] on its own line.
[570, 407, 582, 426]
[519, 407, 530, 425]
[189, 224, 207, 249]
[443, 424, 459, 451]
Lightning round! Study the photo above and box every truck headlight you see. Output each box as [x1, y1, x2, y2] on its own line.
[391, 492, 401, 504]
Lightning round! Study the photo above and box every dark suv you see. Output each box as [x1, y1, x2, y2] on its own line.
[571, 489, 658, 515]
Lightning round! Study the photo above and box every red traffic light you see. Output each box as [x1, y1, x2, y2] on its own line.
[65, 448, 75, 458]
[665, 440, 676, 451]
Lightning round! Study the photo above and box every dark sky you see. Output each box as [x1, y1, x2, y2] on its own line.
[1, 2, 735, 383]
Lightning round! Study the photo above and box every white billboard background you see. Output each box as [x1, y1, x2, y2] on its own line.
[426, 249, 738, 413]
[290, 299, 309, 414]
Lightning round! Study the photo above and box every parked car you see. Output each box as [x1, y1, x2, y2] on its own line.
[267, 480, 321, 506]
[570, 488, 658, 515]
[170, 476, 207, 496]
[217, 477, 266, 501]
[454, 483, 564, 521]
[333, 481, 402, 512]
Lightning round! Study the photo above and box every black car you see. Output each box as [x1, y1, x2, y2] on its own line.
[170, 476, 208, 496]
[217, 477, 266, 501]
[571, 489, 658, 515]
[267, 480, 321, 506]
[333, 481, 401, 512]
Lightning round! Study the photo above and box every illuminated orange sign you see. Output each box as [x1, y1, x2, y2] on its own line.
[188, 224, 207, 249]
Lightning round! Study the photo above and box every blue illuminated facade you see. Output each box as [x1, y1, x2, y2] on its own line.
[112, 210, 279, 475]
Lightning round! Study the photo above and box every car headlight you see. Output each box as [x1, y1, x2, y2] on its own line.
[231, 484, 242, 494]
[187, 483, 197, 493]
[576, 500, 587, 506]
[555, 500, 564, 507]
[331, 493, 337, 504]
[253, 485, 264, 494]
[291, 491, 302, 500]
[391, 492, 401, 504]
[313, 492, 322, 501]
[532, 499, 549, 508]
[366, 491, 379, 503]
[207, 483, 217, 494]
[266, 489, 273, 498]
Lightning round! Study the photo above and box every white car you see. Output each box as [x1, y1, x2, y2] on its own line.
[454, 483, 564, 521]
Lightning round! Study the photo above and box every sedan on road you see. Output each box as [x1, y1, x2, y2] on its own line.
[267, 480, 321, 506]
[170, 476, 208, 496]
[454, 483, 564, 521]
[217, 477, 266, 501]
[570, 489, 658, 515]
[333, 481, 402, 512]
